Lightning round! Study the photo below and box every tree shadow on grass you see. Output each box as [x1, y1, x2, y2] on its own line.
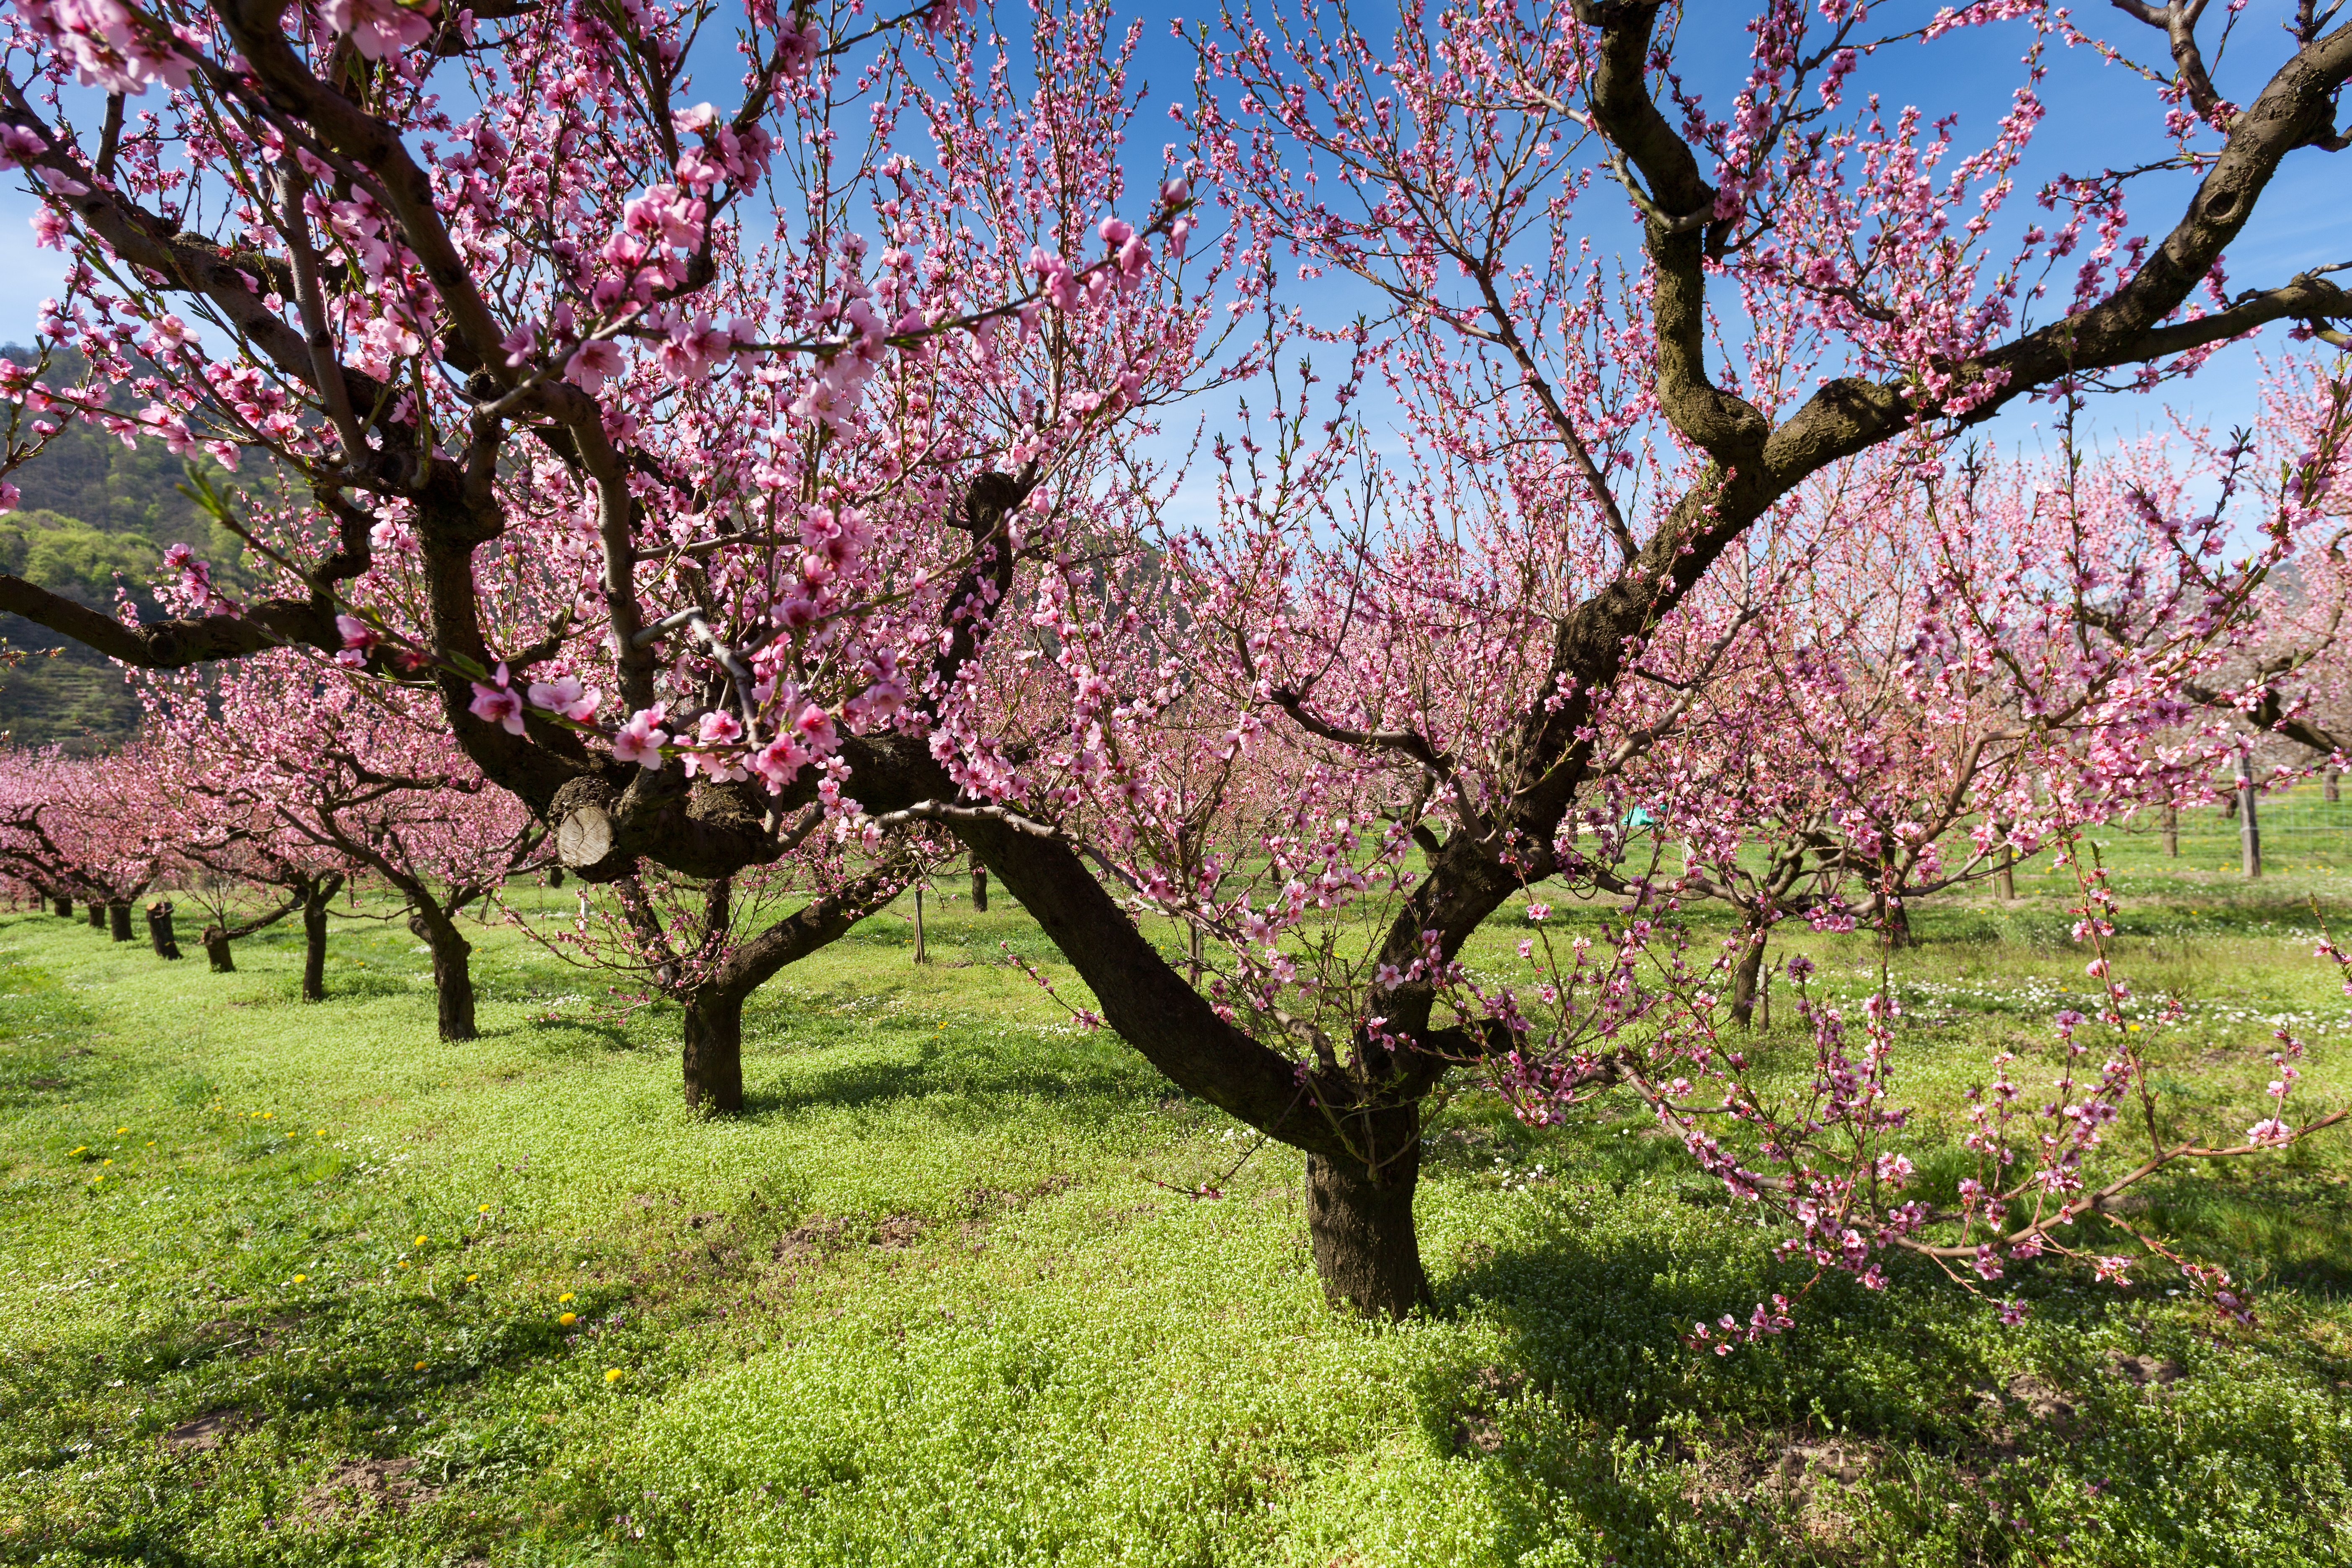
[1414, 1176, 2352, 1565]
[740, 1030, 1163, 1121]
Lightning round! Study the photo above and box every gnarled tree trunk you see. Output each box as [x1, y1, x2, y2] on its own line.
[300, 886, 331, 1001]
[1306, 1127, 1431, 1320]
[50, 894, 69, 918]
[407, 907, 477, 1042]
[85, 901, 103, 929]
[681, 984, 746, 1115]
[201, 924, 235, 972]
[1728, 926, 1768, 1028]
[107, 901, 132, 942]
[146, 900, 181, 959]
[970, 855, 988, 913]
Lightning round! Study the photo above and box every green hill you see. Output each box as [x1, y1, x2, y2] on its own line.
[0, 346, 255, 744]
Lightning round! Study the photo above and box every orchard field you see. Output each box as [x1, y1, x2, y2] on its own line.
[4, 856, 2351, 1568]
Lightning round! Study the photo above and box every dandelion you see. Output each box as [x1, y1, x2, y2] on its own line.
[115, 1126, 126, 1134]
[415, 1234, 428, 1245]
[559, 1292, 575, 1303]
[399, 1260, 411, 1269]
[68, 1145, 85, 1155]
[478, 1204, 491, 1213]
[605, 1368, 624, 1383]
[560, 1312, 578, 1326]
[414, 1360, 427, 1371]
[293, 1274, 307, 1283]
[465, 1273, 478, 1282]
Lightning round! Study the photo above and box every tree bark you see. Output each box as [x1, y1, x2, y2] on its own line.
[1306, 1135, 1431, 1320]
[970, 855, 988, 913]
[912, 884, 927, 963]
[145, 900, 182, 960]
[1728, 926, 1767, 1028]
[2162, 805, 2179, 857]
[407, 908, 477, 1042]
[107, 901, 132, 942]
[2238, 757, 2262, 879]
[2328, 769, 2342, 804]
[86, 901, 104, 929]
[51, 895, 70, 918]
[201, 924, 235, 972]
[301, 887, 331, 1001]
[681, 985, 745, 1115]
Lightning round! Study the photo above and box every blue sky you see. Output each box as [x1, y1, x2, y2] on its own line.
[2, 2, 2340, 473]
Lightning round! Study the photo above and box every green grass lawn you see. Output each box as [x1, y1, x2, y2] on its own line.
[4, 867, 2352, 1566]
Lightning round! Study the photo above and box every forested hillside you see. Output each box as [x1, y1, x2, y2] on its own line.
[0, 347, 249, 743]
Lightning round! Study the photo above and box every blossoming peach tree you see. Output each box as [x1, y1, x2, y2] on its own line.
[1, 0, 2350, 1323]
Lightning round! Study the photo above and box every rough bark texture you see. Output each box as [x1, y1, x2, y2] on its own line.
[681, 986, 746, 1115]
[970, 858, 988, 913]
[50, 895, 69, 918]
[408, 910, 477, 1042]
[1728, 928, 1768, 1028]
[301, 890, 330, 1002]
[1306, 1138, 1432, 1320]
[201, 924, 236, 972]
[145, 900, 182, 960]
[86, 902, 103, 929]
[107, 901, 132, 942]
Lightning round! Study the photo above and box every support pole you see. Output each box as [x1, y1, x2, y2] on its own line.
[2238, 753, 2262, 880]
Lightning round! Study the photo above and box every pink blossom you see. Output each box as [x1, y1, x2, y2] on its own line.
[612, 708, 670, 769]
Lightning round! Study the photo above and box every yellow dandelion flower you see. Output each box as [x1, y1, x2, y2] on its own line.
[559, 1292, 575, 1303]
[115, 1126, 127, 1134]
[102, 1158, 112, 1166]
[262, 1112, 273, 1119]
[2127, 1022, 2143, 1032]
[399, 1259, 411, 1269]
[465, 1273, 478, 1283]
[478, 1204, 491, 1213]
[604, 1368, 624, 1383]
[292, 1274, 307, 1284]
[414, 1235, 428, 1246]
[68, 1146, 85, 1156]
[559, 1312, 578, 1326]
[414, 1360, 427, 1371]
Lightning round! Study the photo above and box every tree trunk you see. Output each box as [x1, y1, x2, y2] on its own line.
[2162, 805, 2179, 858]
[2238, 758, 2262, 880]
[145, 900, 181, 960]
[301, 890, 330, 1001]
[201, 924, 235, 972]
[1305, 1133, 1431, 1320]
[2328, 769, 2342, 805]
[548, 864, 565, 888]
[1728, 926, 1767, 1028]
[408, 910, 477, 1042]
[1993, 821, 2015, 901]
[51, 895, 70, 918]
[107, 901, 132, 942]
[970, 855, 988, 913]
[86, 901, 104, 929]
[681, 985, 745, 1115]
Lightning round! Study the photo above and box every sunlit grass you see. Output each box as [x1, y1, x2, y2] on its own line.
[0, 871, 2348, 1565]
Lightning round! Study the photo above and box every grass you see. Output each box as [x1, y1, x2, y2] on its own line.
[2, 865, 2351, 1565]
